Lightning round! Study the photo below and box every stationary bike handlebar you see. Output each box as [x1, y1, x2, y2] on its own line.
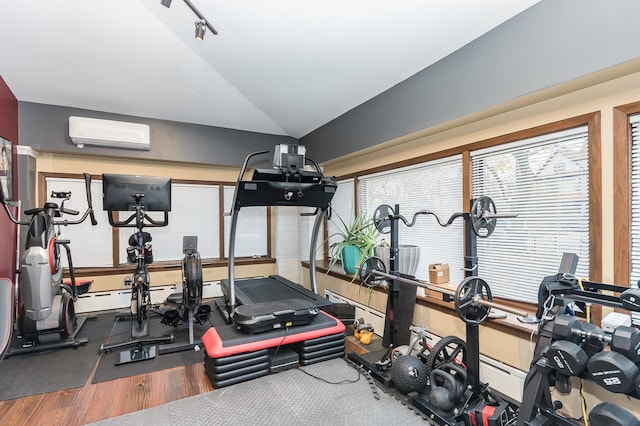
[0, 172, 98, 227]
[107, 196, 169, 229]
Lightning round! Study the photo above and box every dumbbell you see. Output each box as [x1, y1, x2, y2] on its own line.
[553, 315, 640, 361]
[589, 402, 640, 426]
[621, 288, 640, 312]
[587, 351, 639, 394]
[546, 317, 607, 376]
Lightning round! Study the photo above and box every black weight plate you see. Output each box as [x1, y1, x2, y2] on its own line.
[455, 277, 491, 324]
[588, 351, 639, 394]
[373, 204, 394, 234]
[546, 340, 588, 376]
[470, 196, 497, 238]
[424, 335, 467, 376]
[358, 256, 387, 288]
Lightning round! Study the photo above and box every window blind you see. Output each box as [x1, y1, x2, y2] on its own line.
[471, 126, 590, 303]
[118, 183, 220, 263]
[46, 177, 113, 268]
[223, 186, 268, 258]
[326, 178, 355, 258]
[628, 114, 640, 285]
[359, 156, 464, 283]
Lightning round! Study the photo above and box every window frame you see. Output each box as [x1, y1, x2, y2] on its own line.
[613, 102, 640, 287]
[328, 112, 602, 314]
[38, 172, 274, 275]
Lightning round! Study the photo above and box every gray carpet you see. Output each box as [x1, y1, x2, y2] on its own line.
[89, 358, 424, 425]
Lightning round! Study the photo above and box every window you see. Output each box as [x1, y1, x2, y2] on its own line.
[46, 177, 112, 268]
[471, 126, 590, 303]
[628, 114, 640, 285]
[326, 178, 356, 257]
[45, 176, 268, 269]
[359, 157, 464, 283]
[223, 186, 268, 258]
[117, 183, 220, 264]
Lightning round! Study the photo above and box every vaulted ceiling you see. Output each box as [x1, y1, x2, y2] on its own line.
[0, 0, 540, 139]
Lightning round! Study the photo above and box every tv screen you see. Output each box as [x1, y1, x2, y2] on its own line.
[102, 174, 171, 212]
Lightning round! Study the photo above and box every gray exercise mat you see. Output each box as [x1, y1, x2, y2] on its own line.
[89, 357, 424, 425]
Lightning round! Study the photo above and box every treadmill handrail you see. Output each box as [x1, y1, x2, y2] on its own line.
[228, 150, 269, 216]
[226, 147, 337, 312]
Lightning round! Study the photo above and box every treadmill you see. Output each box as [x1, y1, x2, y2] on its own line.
[221, 144, 337, 323]
[203, 145, 345, 388]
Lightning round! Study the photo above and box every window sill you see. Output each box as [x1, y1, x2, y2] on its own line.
[304, 259, 539, 340]
[68, 256, 276, 277]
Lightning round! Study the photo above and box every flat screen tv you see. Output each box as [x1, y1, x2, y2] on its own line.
[102, 174, 171, 212]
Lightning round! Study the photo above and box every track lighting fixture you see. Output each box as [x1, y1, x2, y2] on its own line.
[160, 0, 218, 39]
[195, 20, 206, 41]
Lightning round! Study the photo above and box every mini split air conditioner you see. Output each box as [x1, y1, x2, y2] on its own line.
[69, 116, 150, 150]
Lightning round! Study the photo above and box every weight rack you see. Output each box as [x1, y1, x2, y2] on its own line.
[347, 198, 521, 425]
[517, 268, 640, 426]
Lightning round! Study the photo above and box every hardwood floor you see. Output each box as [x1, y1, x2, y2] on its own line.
[0, 337, 362, 425]
[0, 361, 213, 426]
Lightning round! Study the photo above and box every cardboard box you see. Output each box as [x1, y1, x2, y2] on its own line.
[429, 263, 450, 284]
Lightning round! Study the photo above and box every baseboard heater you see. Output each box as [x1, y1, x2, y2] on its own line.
[75, 281, 223, 313]
[324, 289, 527, 403]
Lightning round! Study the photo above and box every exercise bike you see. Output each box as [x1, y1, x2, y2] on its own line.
[100, 173, 174, 364]
[158, 236, 211, 354]
[0, 173, 97, 356]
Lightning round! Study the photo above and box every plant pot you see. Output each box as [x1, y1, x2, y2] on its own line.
[375, 245, 421, 277]
[341, 245, 364, 275]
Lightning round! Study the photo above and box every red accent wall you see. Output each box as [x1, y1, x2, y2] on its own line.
[0, 75, 18, 282]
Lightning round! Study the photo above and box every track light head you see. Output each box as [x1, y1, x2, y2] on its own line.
[160, 0, 172, 7]
[195, 19, 206, 40]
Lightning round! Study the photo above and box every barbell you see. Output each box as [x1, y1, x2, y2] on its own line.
[358, 256, 530, 325]
[372, 196, 516, 238]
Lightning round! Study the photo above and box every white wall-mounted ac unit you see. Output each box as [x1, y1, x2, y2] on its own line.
[69, 116, 150, 150]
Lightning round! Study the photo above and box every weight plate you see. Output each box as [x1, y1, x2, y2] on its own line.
[358, 256, 387, 288]
[455, 276, 492, 324]
[373, 204, 394, 234]
[470, 196, 497, 238]
[424, 335, 467, 376]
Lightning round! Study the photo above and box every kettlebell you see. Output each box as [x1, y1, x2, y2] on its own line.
[429, 369, 459, 412]
[440, 362, 468, 402]
[353, 318, 374, 345]
[354, 328, 373, 345]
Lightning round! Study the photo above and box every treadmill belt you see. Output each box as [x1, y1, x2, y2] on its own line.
[238, 278, 310, 302]
[221, 275, 332, 311]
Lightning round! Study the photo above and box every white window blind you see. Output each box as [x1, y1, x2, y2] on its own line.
[359, 156, 464, 283]
[118, 183, 220, 263]
[46, 177, 113, 268]
[223, 186, 268, 258]
[629, 114, 640, 285]
[326, 178, 355, 258]
[471, 126, 590, 303]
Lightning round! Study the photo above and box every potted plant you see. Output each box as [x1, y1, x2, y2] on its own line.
[328, 212, 382, 275]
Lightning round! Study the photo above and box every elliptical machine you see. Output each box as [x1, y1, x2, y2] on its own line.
[0, 173, 97, 356]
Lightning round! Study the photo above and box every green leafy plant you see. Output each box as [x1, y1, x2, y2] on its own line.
[327, 211, 383, 275]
